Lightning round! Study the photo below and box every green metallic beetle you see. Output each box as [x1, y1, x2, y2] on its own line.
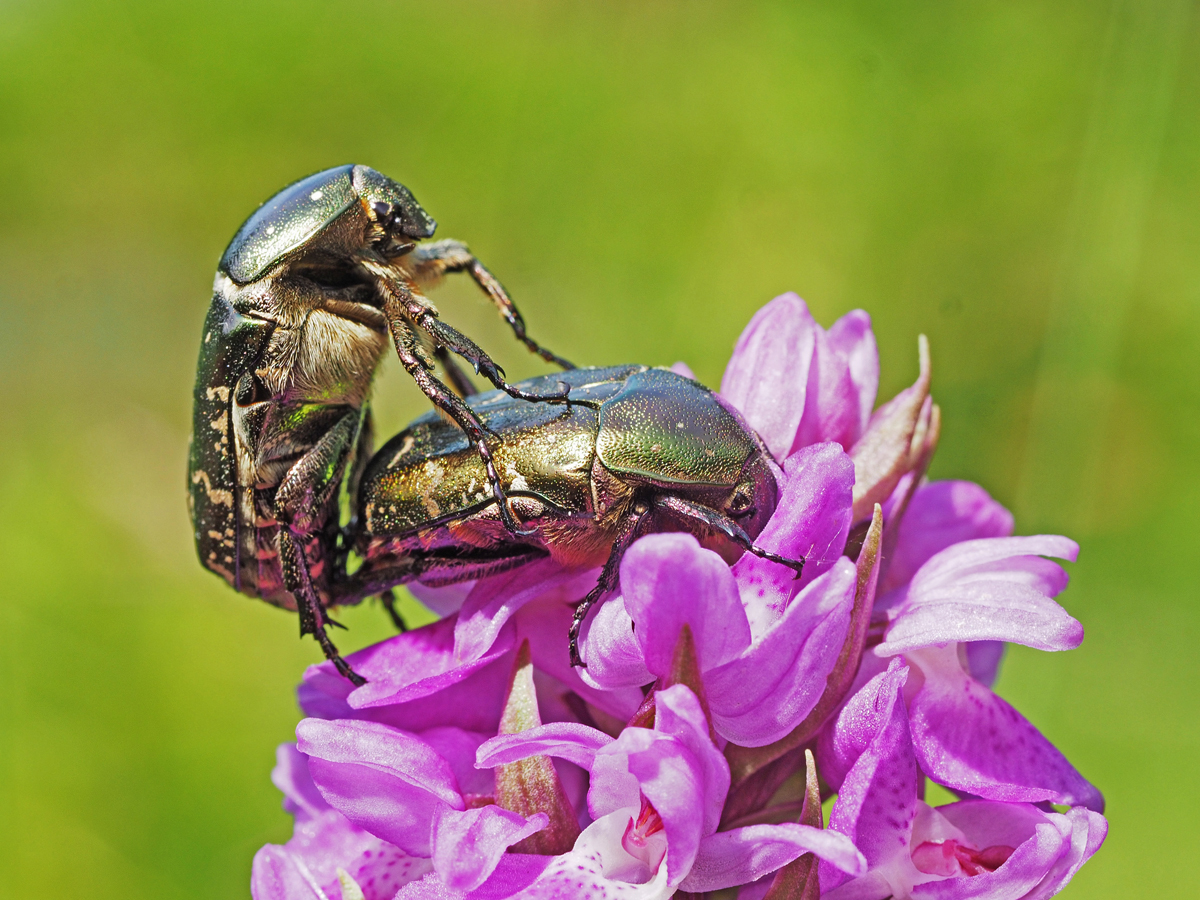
[336, 365, 804, 675]
[188, 165, 570, 683]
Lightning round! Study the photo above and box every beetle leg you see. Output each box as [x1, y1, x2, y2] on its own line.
[333, 548, 546, 608]
[652, 495, 806, 577]
[378, 588, 409, 632]
[433, 344, 479, 398]
[274, 410, 367, 684]
[409, 239, 575, 370]
[381, 309, 536, 537]
[360, 249, 570, 405]
[280, 530, 364, 685]
[569, 502, 653, 669]
[416, 310, 572, 406]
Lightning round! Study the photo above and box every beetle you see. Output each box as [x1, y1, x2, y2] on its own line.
[336, 365, 804, 674]
[188, 165, 570, 682]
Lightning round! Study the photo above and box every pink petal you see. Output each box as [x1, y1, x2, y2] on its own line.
[733, 443, 855, 636]
[654, 685, 730, 837]
[251, 844, 324, 900]
[1018, 807, 1108, 900]
[419, 727, 495, 799]
[431, 805, 548, 893]
[407, 579, 475, 617]
[395, 853, 554, 899]
[793, 327, 863, 453]
[252, 810, 431, 900]
[720, 292, 818, 459]
[906, 646, 1104, 811]
[669, 361, 697, 380]
[826, 309, 879, 443]
[681, 824, 866, 892]
[577, 594, 654, 690]
[623, 733, 707, 885]
[816, 658, 911, 792]
[476, 722, 614, 772]
[500, 816, 671, 898]
[822, 661, 919, 891]
[299, 650, 515, 735]
[620, 533, 752, 678]
[909, 536, 1077, 594]
[965, 641, 1006, 689]
[879, 537, 1083, 654]
[272, 742, 330, 822]
[455, 560, 591, 663]
[297, 718, 463, 855]
[910, 808, 1073, 900]
[517, 597, 645, 721]
[345, 615, 517, 710]
[708, 558, 858, 746]
[880, 481, 1014, 594]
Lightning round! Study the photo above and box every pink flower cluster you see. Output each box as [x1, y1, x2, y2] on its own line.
[253, 294, 1106, 900]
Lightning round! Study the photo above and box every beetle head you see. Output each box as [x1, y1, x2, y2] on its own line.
[354, 166, 437, 252]
[724, 448, 778, 540]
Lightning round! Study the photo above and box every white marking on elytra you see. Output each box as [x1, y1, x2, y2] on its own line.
[310, 190, 324, 201]
[266, 226, 276, 235]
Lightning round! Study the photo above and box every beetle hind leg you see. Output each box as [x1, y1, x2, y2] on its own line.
[280, 530, 365, 685]
[379, 588, 409, 632]
[273, 409, 368, 684]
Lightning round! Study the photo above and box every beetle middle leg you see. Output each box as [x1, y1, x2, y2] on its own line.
[569, 501, 653, 669]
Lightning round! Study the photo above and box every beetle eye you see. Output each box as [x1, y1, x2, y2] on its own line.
[727, 488, 755, 518]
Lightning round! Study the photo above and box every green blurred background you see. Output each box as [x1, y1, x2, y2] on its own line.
[1, 1, 1196, 896]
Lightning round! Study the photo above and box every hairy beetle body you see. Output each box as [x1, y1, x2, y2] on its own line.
[340, 366, 800, 667]
[189, 165, 571, 681]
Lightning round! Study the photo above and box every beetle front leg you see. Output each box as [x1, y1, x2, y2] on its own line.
[382, 309, 535, 537]
[569, 502, 653, 669]
[433, 344, 478, 398]
[652, 495, 806, 576]
[418, 313, 572, 404]
[409, 239, 574, 370]
[360, 252, 570, 406]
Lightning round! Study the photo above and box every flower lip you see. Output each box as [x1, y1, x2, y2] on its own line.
[911, 838, 1016, 877]
[621, 795, 668, 872]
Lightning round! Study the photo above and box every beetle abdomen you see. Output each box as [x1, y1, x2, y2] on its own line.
[189, 294, 274, 590]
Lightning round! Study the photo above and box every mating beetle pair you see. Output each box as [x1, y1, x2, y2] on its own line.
[188, 167, 802, 683]
[339, 365, 803, 673]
